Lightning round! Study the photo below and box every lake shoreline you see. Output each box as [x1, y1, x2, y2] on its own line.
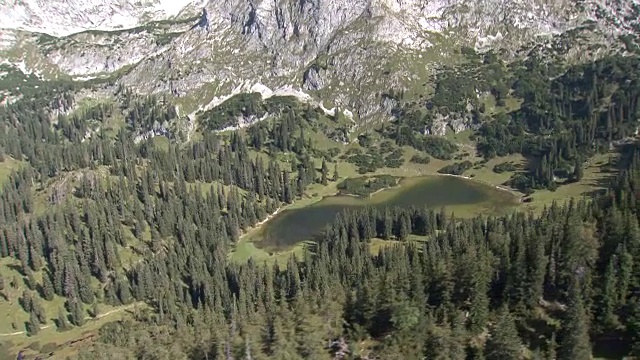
[242, 172, 521, 243]
[337, 176, 403, 199]
[438, 173, 522, 198]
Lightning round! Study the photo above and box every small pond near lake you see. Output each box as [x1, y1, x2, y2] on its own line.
[252, 175, 519, 251]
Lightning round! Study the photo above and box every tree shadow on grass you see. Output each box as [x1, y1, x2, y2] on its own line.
[6, 263, 25, 276]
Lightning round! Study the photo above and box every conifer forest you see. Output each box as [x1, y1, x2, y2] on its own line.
[1, 54, 640, 359]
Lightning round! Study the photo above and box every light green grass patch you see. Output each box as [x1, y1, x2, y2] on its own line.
[523, 152, 616, 213]
[229, 238, 304, 264]
[0, 157, 24, 186]
[4, 303, 142, 359]
[151, 136, 170, 151]
[444, 128, 475, 146]
[466, 154, 527, 186]
[369, 238, 401, 255]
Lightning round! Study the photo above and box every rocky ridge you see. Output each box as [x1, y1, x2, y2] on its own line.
[1, 0, 639, 135]
[0, 0, 202, 36]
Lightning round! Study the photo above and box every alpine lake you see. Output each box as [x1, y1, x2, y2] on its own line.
[249, 175, 520, 252]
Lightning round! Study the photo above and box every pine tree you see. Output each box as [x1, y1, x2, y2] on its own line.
[485, 306, 523, 360]
[573, 157, 584, 182]
[559, 281, 591, 360]
[397, 212, 410, 241]
[381, 208, 393, 240]
[469, 260, 490, 334]
[57, 307, 70, 331]
[321, 159, 329, 185]
[333, 163, 339, 182]
[42, 273, 55, 301]
[69, 300, 86, 326]
[598, 258, 619, 330]
[27, 310, 40, 336]
[91, 302, 100, 318]
[547, 332, 558, 360]
[32, 298, 46, 324]
[25, 270, 37, 290]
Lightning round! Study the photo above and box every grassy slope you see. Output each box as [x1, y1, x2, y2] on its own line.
[0, 96, 616, 356]
[0, 157, 25, 185]
[232, 122, 615, 263]
[0, 240, 142, 358]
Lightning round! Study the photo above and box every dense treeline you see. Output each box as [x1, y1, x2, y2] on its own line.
[122, 91, 178, 134]
[198, 93, 322, 132]
[2, 61, 640, 359]
[0, 83, 332, 340]
[438, 160, 473, 175]
[337, 175, 398, 197]
[391, 53, 640, 194]
[477, 55, 640, 192]
[393, 115, 460, 160]
[67, 142, 640, 359]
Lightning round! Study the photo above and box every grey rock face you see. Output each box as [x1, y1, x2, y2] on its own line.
[303, 65, 327, 91]
[0, 0, 198, 36]
[1, 0, 639, 126]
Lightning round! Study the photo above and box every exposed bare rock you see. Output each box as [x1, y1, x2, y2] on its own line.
[1, 0, 638, 127]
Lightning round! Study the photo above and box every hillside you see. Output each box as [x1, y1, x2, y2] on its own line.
[1, 0, 640, 359]
[1, 0, 639, 127]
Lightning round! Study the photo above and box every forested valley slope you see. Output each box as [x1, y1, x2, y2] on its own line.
[1, 1, 640, 359]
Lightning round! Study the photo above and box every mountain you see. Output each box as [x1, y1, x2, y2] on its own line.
[1, 0, 639, 128]
[4, 2, 640, 358]
[0, 0, 200, 36]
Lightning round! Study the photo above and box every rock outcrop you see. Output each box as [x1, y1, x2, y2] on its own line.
[1, 0, 638, 125]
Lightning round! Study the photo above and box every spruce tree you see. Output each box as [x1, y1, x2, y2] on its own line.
[57, 307, 70, 331]
[485, 306, 523, 360]
[42, 273, 55, 301]
[69, 300, 86, 326]
[27, 310, 40, 336]
[573, 157, 584, 182]
[321, 159, 329, 185]
[91, 302, 100, 318]
[469, 260, 490, 334]
[382, 208, 393, 240]
[559, 281, 591, 360]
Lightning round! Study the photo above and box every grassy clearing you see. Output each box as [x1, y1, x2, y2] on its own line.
[522, 152, 616, 213]
[0, 258, 128, 336]
[369, 234, 430, 255]
[228, 239, 305, 264]
[369, 238, 400, 255]
[231, 136, 615, 263]
[444, 128, 475, 146]
[466, 154, 527, 186]
[479, 94, 523, 116]
[0, 260, 32, 334]
[0, 157, 24, 186]
[1, 303, 141, 359]
[0, 256, 141, 358]
[151, 135, 170, 151]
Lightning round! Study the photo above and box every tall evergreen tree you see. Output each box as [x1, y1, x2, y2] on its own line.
[485, 306, 523, 360]
[57, 307, 70, 332]
[321, 159, 329, 185]
[559, 281, 591, 360]
[27, 310, 40, 336]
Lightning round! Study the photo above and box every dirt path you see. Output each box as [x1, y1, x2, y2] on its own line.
[0, 303, 139, 337]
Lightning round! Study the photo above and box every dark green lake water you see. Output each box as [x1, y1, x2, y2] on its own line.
[253, 175, 518, 250]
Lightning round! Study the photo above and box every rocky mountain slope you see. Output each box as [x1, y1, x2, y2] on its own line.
[0, 0, 202, 36]
[1, 0, 639, 130]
